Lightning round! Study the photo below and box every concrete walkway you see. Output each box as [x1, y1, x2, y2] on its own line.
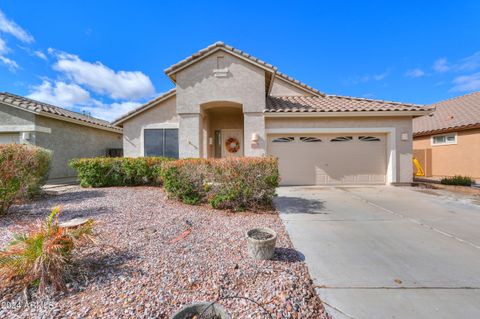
[276, 186, 480, 319]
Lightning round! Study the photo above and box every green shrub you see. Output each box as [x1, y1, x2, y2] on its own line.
[161, 159, 210, 205]
[161, 157, 279, 211]
[69, 157, 171, 187]
[0, 144, 51, 215]
[208, 157, 279, 211]
[0, 207, 94, 294]
[440, 175, 473, 186]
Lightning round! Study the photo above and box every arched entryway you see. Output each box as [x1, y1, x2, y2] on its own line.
[200, 101, 244, 158]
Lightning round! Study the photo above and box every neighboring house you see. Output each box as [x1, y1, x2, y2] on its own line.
[113, 42, 432, 186]
[0, 92, 123, 179]
[413, 92, 480, 180]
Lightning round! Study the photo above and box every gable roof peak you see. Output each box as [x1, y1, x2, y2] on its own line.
[164, 41, 326, 97]
[164, 41, 278, 77]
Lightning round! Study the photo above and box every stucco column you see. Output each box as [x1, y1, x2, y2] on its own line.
[179, 113, 202, 158]
[243, 112, 266, 157]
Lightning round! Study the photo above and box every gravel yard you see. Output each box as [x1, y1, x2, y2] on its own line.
[0, 186, 329, 319]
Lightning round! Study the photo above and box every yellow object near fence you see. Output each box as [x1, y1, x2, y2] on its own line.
[413, 157, 425, 177]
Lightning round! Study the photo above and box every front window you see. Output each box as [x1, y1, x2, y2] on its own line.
[431, 133, 457, 146]
[144, 128, 179, 158]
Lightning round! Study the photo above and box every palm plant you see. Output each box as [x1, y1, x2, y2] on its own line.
[0, 207, 94, 294]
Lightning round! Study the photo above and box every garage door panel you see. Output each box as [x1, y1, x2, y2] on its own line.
[268, 134, 387, 186]
[0, 133, 19, 144]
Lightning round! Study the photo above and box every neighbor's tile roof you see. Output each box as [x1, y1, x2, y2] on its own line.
[266, 95, 431, 113]
[0, 92, 122, 132]
[413, 91, 480, 136]
[164, 41, 325, 96]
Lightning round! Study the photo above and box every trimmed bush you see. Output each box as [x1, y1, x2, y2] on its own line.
[208, 157, 279, 211]
[440, 175, 473, 186]
[161, 159, 210, 205]
[162, 157, 279, 211]
[69, 157, 171, 187]
[0, 144, 51, 215]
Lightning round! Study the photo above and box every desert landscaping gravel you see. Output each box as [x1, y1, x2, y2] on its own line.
[0, 186, 329, 318]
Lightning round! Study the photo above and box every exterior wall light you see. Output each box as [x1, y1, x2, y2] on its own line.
[251, 133, 259, 145]
[401, 133, 409, 141]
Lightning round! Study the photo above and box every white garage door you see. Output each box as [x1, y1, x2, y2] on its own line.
[268, 134, 387, 185]
[0, 133, 19, 144]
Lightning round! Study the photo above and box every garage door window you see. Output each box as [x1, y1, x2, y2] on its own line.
[144, 129, 179, 158]
[359, 136, 381, 142]
[330, 136, 353, 142]
[300, 137, 322, 142]
[272, 137, 295, 143]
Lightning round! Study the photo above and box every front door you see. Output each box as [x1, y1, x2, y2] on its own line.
[221, 129, 243, 158]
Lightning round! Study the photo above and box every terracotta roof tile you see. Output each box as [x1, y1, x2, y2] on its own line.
[0, 92, 122, 132]
[413, 92, 480, 135]
[266, 95, 431, 113]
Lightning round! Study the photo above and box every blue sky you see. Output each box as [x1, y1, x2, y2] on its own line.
[0, 1, 479, 121]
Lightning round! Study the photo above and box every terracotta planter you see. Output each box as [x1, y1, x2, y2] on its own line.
[172, 302, 230, 319]
[246, 227, 277, 260]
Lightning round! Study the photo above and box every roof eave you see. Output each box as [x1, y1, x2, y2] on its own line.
[264, 110, 433, 117]
[164, 46, 277, 81]
[112, 89, 177, 125]
[1, 100, 121, 133]
[37, 112, 122, 133]
[413, 122, 480, 137]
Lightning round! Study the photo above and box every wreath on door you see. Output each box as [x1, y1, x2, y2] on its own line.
[225, 137, 240, 153]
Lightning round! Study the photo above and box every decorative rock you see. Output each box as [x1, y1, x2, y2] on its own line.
[0, 186, 328, 319]
[58, 218, 90, 228]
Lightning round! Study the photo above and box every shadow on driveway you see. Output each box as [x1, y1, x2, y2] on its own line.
[274, 196, 327, 214]
[272, 247, 306, 263]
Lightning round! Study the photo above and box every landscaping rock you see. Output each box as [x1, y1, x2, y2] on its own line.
[0, 186, 329, 319]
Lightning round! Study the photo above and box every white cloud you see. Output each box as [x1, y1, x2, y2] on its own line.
[0, 10, 34, 43]
[34, 50, 47, 60]
[27, 80, 91, 107]
[405, 68, 425, 78]
[0, 55, 18, 71]
[451, 73, 480, 92]
[457, 51, 480, 72]
[80, 101, 141, 121]
[0, 10, 34, 72]
[50, 50, 155, 100]
[433, 58, 449, 73]
[26, 79, 143, 121]
[345, 69, 390, 85]
[372, 71, 389, 81]
[0, 37, 8, 54]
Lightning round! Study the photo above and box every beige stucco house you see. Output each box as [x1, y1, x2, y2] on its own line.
[0, 92, 123, 179]
[113, 42, 432, 186]
[413, 92, 480, 180]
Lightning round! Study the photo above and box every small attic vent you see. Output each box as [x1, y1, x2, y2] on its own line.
[214, 56, 228, 78]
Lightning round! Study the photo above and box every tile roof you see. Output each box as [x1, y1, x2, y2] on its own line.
[112, 89, 176, 125]
[164, 41, 324, 96]
[413, 91, 480, 136]
[0, 92, 122, 132]
[266, 95, 431, 113]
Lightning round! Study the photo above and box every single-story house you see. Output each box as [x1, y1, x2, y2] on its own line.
[413, 91, 480, 180]
[0, 92, 123, 179]
[113, 41, 432, 186]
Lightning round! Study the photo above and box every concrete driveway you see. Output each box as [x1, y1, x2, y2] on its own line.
[275, 186, 480, 319]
